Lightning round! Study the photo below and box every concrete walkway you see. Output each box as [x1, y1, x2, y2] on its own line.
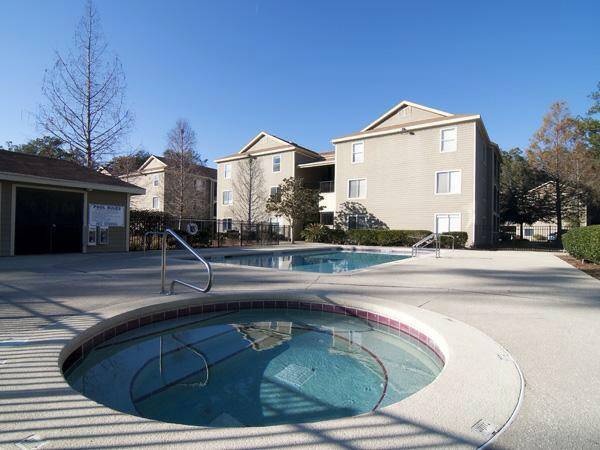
[0, 248, 599, 449]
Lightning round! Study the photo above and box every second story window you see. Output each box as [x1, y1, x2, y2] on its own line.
[152, 196, 160, 209]
[152, 174, 159, 186]
[440, 127, 457, 153]
[352, 142, 364, 163]
[348, 178, 367, 199]
[224, 163, 232, 179]
[272, 155, 281, 172]
[222, 190, 233, 205]
[436, 170, 461, 194]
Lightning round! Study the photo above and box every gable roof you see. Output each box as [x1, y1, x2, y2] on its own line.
[361, 100, 453, 132]
[135, 155, 217, 179]
[215, 131, 321, 163]
[0, 149, 144, 194]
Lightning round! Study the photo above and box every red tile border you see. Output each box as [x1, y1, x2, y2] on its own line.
[62, 300, 445, 374]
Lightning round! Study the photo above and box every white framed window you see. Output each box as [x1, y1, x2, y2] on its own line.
[223, 163, 232, 179]
[152, 196, 160, 209]
[351, 142, 364, 164]
[195, 179, 203, 191]
[435, 170, 461, 194]
[434, 213, 461, 233]
[222, 218, 233, 231]
[272, 155, 281, 172]
[440, 127, 457, 153]
[222, 190, 233, 205]
[152, 174, 159, 186]
[348, 214, 367, 229]
[270, 186, 280, 199]
[348, 178, 367, 199]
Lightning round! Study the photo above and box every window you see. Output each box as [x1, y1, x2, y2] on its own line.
[435, 213, 461, 233]
[222, 218, 233, 231]
[270, 186, 280, 200]
[320, 212, 334, 226]
[224, 163, 232, 179]
[222, 190, 233, 205]
[440, 127, 457, 153]
[435, 170, 461, 194]
[152, 196, 160, 209]
[351, 142, 364, 164]
[348, 214, 367, 229]
[348, 178, 367, 199]
[272, 155, 281, 172]
[195, 179, 203, 191]
[152, 174, 159, 186]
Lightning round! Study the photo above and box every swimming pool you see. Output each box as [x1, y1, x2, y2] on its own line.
[64, 307, 442, 427]
[211, 250, 410, 273]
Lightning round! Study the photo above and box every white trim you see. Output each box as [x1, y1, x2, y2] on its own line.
[433, 212, 462, 233]
[0, 171, 145, 195]
[152, 196, 160, 210]
[272, 154, 281, 173]
[351, 141, 364, 164]
[215, 146, 318, 163]
[10, 184, 15, 256]
[125, 194, 130, 252]
[439, 127, 457, 153]
[434, 170, 462, 195]
[269, 185, 279, 197]
[297, 159, 335, 168]
[347, 178, 367, 199]
[361, 100, 453, 132]
[138, 155, 168, 172]
[332, 115, 480, 144]
[238, 131, 291, 154]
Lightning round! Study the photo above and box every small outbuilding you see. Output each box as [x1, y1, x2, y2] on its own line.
[0, 149, 144, 256]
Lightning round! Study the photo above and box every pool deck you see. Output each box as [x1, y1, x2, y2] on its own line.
[1, 246, 599, 449]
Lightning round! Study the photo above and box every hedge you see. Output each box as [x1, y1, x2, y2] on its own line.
[301, 226, 469, 248]
[562, 225, 600, 264]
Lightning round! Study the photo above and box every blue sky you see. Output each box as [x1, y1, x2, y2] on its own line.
[0, 0, 598, 167]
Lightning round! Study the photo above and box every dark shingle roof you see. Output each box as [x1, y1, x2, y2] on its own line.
[0, 149, 142, 191]
[152, 155, 217, 179]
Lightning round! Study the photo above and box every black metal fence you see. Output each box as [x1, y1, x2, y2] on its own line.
[494, 225, 568, 251]
[129, 214, 290, 251]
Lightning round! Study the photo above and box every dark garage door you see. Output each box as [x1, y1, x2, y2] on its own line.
[15, 188, 84, 255]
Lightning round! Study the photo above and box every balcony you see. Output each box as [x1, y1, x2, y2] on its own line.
[319, 181, 334, 193]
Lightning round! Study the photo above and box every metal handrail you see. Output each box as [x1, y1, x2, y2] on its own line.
[161, 228, 212, 295]
[438, 233, 456, 250]
[145, 228, 213, 295]
[411, 233, 437, 257]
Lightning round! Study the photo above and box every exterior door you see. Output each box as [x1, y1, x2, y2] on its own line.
[15, 188, 84, 255]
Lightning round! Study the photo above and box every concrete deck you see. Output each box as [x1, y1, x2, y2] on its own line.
[1, 247, 599, 449]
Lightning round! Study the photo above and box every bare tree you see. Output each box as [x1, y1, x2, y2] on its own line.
[233, 157, 267, 223]
[38, 0, 133, 168]
[163, 119, 205, 226]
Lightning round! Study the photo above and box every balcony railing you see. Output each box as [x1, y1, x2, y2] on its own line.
[319, 181, 335, 193]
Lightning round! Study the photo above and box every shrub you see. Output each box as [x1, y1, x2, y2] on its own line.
[346, 229, 433, 247]
[301, 224, 348, 244]
[563, 225, 600, 263]
[301, 224, 332, 242]
[438, 232, 468, 248]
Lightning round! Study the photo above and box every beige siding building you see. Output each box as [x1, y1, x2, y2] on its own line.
[123, 155, 217, 219]
[215, 132, 323, 231]
[214, 101, 500, 247]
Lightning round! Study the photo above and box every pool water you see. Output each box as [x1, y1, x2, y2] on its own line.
[65, 309, 442, 427]
[212, 250, 410, 273]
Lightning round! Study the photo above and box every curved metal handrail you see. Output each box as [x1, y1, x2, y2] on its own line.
[438, 233, 456, 250]
[161, 228, 212, 295]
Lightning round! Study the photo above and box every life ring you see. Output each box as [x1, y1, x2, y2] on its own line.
[186, 222, 199, 236]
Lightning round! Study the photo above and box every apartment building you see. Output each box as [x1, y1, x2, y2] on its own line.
[123, 155, 217, 219]
[215, 101, 500, 247]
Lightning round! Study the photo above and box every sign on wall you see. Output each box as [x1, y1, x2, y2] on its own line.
[88, 203, 124, 227]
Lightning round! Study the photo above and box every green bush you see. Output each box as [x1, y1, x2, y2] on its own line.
[346, 229, 433, 247]
[301, 224, 332, 242]
[438, 231, 469, 248]
[563, 225, 600, 263]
